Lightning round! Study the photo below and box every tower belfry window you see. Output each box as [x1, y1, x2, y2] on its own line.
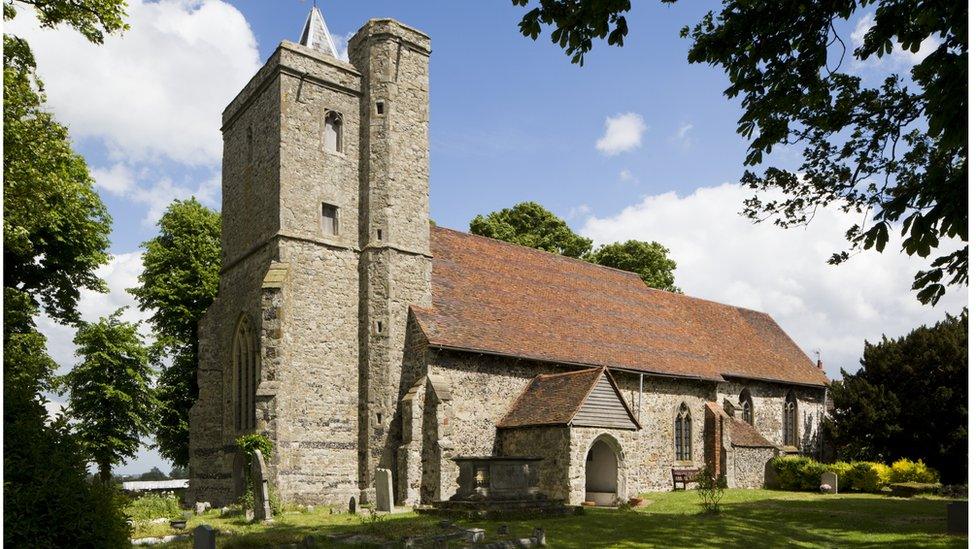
[321, 203, 339, 236]
[324, 111, 342, 153]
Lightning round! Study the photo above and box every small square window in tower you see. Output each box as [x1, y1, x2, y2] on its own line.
[324, 111, 342, 153]
[321, 203, 339, 236]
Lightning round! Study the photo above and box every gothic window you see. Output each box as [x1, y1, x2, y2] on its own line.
[784, 391, 798, 447]
[324, 111, 342, 153]
[233, 316, 257, 432]
[740, 389, 754, 425]
[674, 403, 692, 461]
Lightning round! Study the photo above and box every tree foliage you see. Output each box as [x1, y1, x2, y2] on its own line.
[129, 198, 221, 467]
[3, 31, 111, 325]
[470, 201, 680, 291]
[64, 311, 158, 482]
[3, 384, 131, 547]
[826, 311, 967, 483]
[470, 201, 593, 259]
[509, 0, 967, 305]
[4, 0, 128, 44]
[589, 240, 679, 292]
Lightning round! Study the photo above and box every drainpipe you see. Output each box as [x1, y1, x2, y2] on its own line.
[638, 373, 644, 423]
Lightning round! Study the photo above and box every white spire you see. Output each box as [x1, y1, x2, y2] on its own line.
[299, 5, 339, 58]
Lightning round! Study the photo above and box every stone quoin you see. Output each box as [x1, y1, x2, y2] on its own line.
[187, 6, 830, 508]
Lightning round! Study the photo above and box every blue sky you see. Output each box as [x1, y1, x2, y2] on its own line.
[9, 1, 963, 475]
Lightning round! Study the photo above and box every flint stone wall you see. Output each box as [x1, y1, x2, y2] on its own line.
[715, 380, 826, 453]
[498, 427, 570, 501]
[729, 446, 775, 489]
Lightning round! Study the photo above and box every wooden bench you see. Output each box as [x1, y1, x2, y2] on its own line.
[671, 468, 700, 490]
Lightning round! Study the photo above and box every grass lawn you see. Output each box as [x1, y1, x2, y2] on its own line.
[134, 490, 966, 547]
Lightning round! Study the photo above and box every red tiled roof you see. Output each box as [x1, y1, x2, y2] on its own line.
[413, 227, 829, 387]
[497, 368, 603, 428]
[728, 419, 776, 448]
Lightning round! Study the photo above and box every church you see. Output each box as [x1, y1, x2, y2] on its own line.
[187, 8, 829, 508]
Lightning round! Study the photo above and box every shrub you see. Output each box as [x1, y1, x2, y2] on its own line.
[768, 456, 827, 491]
[826, 461, 854, 492]
[123, 492, 183, 521]
[3, 388, 131, 547]
[694, 467, 726, 514]
[890, 458, 939, 484]
[848, 461, 891, 492]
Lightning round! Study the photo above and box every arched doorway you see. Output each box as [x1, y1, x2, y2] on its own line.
[585, 437, 619, 506]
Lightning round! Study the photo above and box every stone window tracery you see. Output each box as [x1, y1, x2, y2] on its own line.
[233, 315, 257, 432]
[740, 389, 754, 425]
[784, 391, 798, 447]
[674, 403, 692, 461]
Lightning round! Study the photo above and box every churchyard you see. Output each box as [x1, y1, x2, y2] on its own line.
[130, 489, 965, 547]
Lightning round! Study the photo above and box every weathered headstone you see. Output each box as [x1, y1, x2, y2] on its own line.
[348, 496, 358, 514]
[533, 527, 547, 546]
[947, 501, 967, 535]
[192, 525, 216, 549]
[251, 449, 273, 522]
[463, 528, 485, 543]
[245, 509, 255, 522]
[820, 471, 838, 494]
[375, 468, 394, 512]
[194, 501, 210, 515]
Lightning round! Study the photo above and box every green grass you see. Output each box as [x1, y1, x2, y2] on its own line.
[134, 490, 966, 548]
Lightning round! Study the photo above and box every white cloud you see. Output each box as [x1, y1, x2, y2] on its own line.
[567, 204, 592, 220]
[36, 252, 149, 375]
[5, 0, 261, 166]
[596, 113, 646, 156]
[669, 123, 694, 150]
[93, 163, 219, 226]
[619, 169, 637, 184]
[580, 183, 966, 378]
[331, 31, 355, 62]
[850, 13, 939, 71]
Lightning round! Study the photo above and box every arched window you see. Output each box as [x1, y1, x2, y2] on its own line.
[783, 391, 798, 447]
[674, 403, 692, 461]
[233, 316, 257, 432]
[324, 111, 342, 153]
[740, 389, 754, 425]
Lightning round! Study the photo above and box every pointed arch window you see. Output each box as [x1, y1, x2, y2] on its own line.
[324, 111, 342, 153]
[674, 403, 692, 462]
[233, 316, 257, 432]
[740, 388, 754, 425]
[784, 391, 798, 447]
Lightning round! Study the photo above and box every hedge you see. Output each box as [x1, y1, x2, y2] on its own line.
[766, 456, 938, 493]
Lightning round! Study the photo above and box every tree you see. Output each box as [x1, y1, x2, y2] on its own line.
[3, 384, 130, 547]
[64, 311, 158, 482]
[470, 201, 680, 290]
[4, 0, 125, 327]
[169, 464, 189, 479]
[589, 240, 680, 292]
[470, 201, 593, 259]
[509, 1, 966, 305]
[129, 198, 221, 467]
[138, 467, 168, 481]
[827, 311, 967, 483]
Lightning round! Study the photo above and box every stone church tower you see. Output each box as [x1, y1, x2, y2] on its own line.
[188, 8, 431, 505]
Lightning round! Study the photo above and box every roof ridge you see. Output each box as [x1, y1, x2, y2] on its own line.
[431, 225, 645, 282]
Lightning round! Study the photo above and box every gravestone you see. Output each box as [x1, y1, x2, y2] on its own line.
[947, 501, 967, 535]
[348, 496, 358, 514]
[375, 468, 394, 512]
[820, 472, 838, 494]
[193, 525, 216, 549]
[463, 528, 485, 543]
[251, 449, 273, 522]
[194, 501, 210, 515]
